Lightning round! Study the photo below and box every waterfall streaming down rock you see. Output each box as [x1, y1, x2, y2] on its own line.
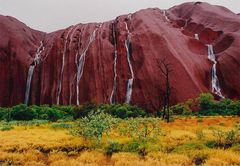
[76, 25, 100, 105]
[207, 45, 216, 63]
[124, 15, 135, 104]
[195, 34, 199, 40]
[110, 22, 118, 104]
[163, 10, 170, 22]
[125, 78, 133, 104]
[207, 44, 224, 98]
[24, 42, 44, 105]
[57, 27, 74, 105]
[24, 66, 35, 104]
[34, 41, 44, 65]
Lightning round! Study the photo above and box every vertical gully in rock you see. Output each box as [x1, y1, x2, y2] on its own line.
[110, 21, 118, 104]
[75, 24, 102, 105]
[207, 44, 224, 98]
[124, 14, 134, 104]
[68, 25, 81, 105]
[24, 41, 44, 104]
[57, 27, 74, 105]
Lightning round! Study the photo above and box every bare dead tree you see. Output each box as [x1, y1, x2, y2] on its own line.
[157, 58, 173, 123]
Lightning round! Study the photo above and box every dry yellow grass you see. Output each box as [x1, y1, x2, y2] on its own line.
[0, 116, 239, 165]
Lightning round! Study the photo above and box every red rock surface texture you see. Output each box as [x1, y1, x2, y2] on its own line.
[0, 2, 239, 111]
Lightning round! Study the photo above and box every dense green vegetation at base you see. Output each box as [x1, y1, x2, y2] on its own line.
[0, 93, 239, 122]
[0, 103, 146, 121]
[171, 93, 240, 116]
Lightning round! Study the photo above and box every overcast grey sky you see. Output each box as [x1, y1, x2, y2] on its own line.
[0, 0, 239, 32]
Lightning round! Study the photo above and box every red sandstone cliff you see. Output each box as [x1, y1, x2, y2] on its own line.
[0, 2, 239, 111]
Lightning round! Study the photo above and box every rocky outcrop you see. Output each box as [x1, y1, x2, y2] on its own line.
[0, 2, 239, 111]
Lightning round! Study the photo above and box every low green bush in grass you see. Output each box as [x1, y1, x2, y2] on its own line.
[50, 123, 72, 129]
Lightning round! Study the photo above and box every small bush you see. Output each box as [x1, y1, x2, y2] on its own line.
[71, 111, 119, 141]
[171, 103, 191, 115]
[210, 127, 240, 148]
[100, 104, 146, 119]
[52, 105, 74, 117]
[205, 140, 216, 148]
[196, 93, 240, 116]
[0, 124, 14, 131]
[73, 102, 97, 119]
[122, 140, 140, 152]
[7, 120, 49, 126]
[196, 129, 205, 140]
[46, 108, 65, 121]
[50, 123, 72, 129]
[173, 142, 207, 153]
[10, 104, 37, 120]
[122, 139, 152, 157]
[0, 108, 10, 120]
[39, 113, 48, 120]
[119, 118, 161, 140]
[104, 141, 122, 156]
[230, 144, 240, 152]
[198, 93, 214, 111]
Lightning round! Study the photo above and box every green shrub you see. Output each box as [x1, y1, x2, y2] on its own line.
[198, 93, 214, 109]
[50, 123, 72, 129]
[39, 113, 48, 120]
[205, 140, 216, 148]
[0, 124, 14, 131]
[122, 139, 153, 157]
[196, 129, 205, 140]
[233, 101, 240, 116]
[119, 118, 161, 140]
[10, 104, 37, 120]
[31, 105, 72, 121]
[0, 103, 147, 122]
[196, 93, 240, 116]
[73, 102, 97, 119]
[0, 108, 10, 121]
[118, 117, 161, 156]
[101, 104, 146, 119]
[197, 93, 215, 115]
[7, 120, 49, 126]
[52, 105, 74, 117]
[122, 140, 140, 152]
[43, 107, 64, 121]
[173, 142, 207, 153]
[30, 105, 42, 118]
[57, 116, 74, 122]
[104, 141, 122, 156]
[71, 111, 119, 141]
[230, 144, 240, 152]
[114, 106, 128, 118]
[210, 127, 240, 148]
[171, 103, 191, 115]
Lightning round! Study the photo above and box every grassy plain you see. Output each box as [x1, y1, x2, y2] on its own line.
[0, 116, 240, 165]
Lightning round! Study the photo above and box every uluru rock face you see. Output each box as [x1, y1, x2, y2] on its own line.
[0, 2, 239, 111]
